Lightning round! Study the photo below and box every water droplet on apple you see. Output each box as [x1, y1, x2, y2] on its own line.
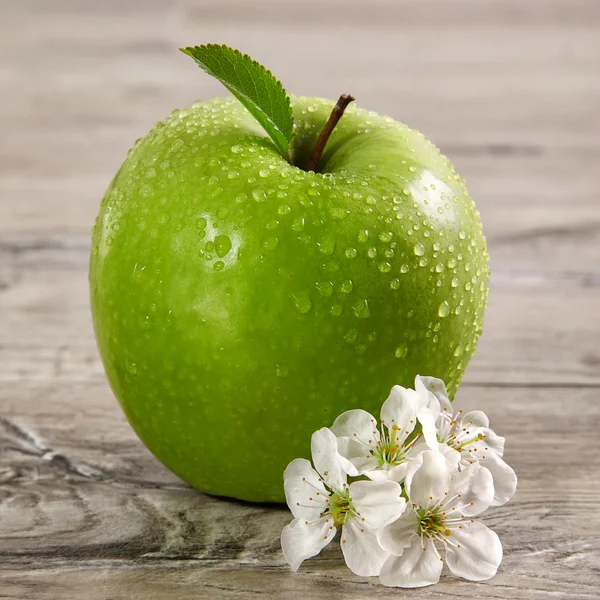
[367, 247, 377, 259]
[453, 343, 464, 357]
[400, 264, 409, 274]
[353, 298, 370, 319]
[459, 231, 466, 239]
[438, 301, 451, 317]
[252, 189, 266, 203]
[378, 262, 392, 273]
[345, 248, 357, 259]
[358, 229, 369, 243]
[276, 364, 289, 377]
[344, 328, 358, 343]
[390, 278, 401, 290]
[126, 360, 138, 375]
[290, 291, 312, 314]
[291, 217, 305, 232]
[419, 257, 428, 267]
[213, 260, 225, 271]
[329, 207, 349, 220]
[231, 144, 244, 154]
[263, 236, 279, 250]
[395, 343, 408, 358]
[451, 277, 460, 287]
[316, 281, 334, 297]
[133, 263, 146, 281]
[217, 207, 230, 220]
[318, 237, 335, 256]
[259, 169, 270, 178]
[340, 280, 353, 294]
[330, 303, 342, 316]
[413, 242, 425, 256]
[214, 235, 232, 258]
[379, 231, 393, 243]
[278, 204, 292, 216]
[140, 184, 154, 199]
[322, 259, 340, 273]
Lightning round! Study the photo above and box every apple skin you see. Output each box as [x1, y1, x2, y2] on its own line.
[90, 96, 489, 502]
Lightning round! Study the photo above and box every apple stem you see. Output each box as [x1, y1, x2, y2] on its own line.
[306, 94, 355, 172]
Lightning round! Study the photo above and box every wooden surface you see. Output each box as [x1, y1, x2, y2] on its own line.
[1, 1, 599, 598]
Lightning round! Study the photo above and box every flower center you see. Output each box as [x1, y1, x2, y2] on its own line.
[373, 424, 409, 467]
[417, 506, 451, 538]
[328, 489, 355, 527]
[443, 431, 484, 452]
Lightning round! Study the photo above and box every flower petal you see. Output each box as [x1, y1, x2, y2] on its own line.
[479, 427, 506, 457]
[367, 456, 419, 484]
[445, 521, 502, 581]
[331, 409, 379, 447]
[311, 428, 348, 490]
[445, 463, 494, 517]
[281, 517, 336, 571]
[416, 375, 452, 413]
[377, 510, 419, 555]
[350, 480, 406, 529]
[479, 450, 518, 506]
[438, 442, 462, 470]
[380, 386, 420, 445]
[458, 410, 489, 429]
[341, 519, 390, 577]
[405, 450, 450, 508]
[283, 458, 329, 520]
[379, 535, 442, 588]
[416, 403, 439, 451]
[335, 437, 378, 475]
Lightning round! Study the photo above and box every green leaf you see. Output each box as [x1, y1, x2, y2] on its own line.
[181, 44, 294, 158]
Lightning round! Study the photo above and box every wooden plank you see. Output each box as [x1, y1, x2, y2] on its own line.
[2, 153, 599, 279]
[1, 0, 599, 597]
[1, 383, 599, 598]
[1, 1, 599, 171]
[1, 246, 599, 385]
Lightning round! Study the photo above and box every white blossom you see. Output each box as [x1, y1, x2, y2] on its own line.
[378, 450, 503, 587]
[329, 384, 436, 483]
[281, 428, 406, 576]
[417, 376, 517, 506]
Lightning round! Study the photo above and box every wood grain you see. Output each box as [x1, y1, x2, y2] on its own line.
[1, 0, 599, 598]
[1, 385, 599, 599]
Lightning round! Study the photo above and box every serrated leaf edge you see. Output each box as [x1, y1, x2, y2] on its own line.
[181, 44, 294, 157]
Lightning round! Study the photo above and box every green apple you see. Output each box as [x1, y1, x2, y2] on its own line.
[90, 94, 489, 502]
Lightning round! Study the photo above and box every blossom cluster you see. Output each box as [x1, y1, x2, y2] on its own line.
[280, 376, 517, 588]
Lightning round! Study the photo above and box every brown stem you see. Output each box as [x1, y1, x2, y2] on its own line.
[306, 94, 355, 172]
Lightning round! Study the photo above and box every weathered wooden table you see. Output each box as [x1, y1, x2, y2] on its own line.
[1, 1, 599, 598]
